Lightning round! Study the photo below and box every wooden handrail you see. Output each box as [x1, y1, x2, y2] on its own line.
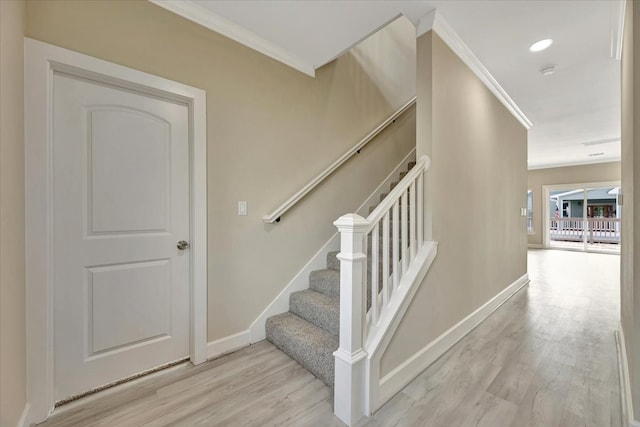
[262, 97, 417, 223]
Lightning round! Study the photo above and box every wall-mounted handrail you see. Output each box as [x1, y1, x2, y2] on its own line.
[262, 96, 417, 223]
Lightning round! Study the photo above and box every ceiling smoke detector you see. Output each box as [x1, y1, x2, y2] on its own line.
[540, 65, 556, 76]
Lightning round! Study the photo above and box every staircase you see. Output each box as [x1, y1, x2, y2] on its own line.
[265, 161, 416, 387]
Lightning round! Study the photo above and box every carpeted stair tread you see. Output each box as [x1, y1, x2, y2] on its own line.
[310, 269, 340, 298]
[266, 312, 337, 386]
[327, 251, 340, 271]
[290, 289, 339, 335]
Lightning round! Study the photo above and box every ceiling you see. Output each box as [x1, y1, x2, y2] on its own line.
[152, 0, 624, 170]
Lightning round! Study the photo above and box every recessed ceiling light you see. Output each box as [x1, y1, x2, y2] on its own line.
[540, 65, 556, 76]
[529, 39, 553, 52]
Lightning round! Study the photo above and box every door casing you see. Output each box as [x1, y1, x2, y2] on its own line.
[24, 38, 208, 423]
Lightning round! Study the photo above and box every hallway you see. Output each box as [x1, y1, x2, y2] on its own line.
[39, 250, 621, 426]
[367, 249, 621, 426]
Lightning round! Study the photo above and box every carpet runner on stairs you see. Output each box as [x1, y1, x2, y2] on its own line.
[265, 161, 415, 387]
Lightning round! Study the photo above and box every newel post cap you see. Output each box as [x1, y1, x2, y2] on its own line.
[334, 213, 369, 232]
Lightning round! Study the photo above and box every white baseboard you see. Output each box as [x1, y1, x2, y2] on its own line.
[616, 324, 640, 427]
[528, 243, 543, 249]
[17, 403, 30, 427]
[248, 148, 417, 343]
[207, 330, 251, 360]
[377, 273, 530, 408]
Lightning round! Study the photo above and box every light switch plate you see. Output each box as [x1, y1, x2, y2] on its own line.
[238, 201, 248, 216]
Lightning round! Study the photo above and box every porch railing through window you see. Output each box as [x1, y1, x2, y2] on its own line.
[549, 217, 621, 244]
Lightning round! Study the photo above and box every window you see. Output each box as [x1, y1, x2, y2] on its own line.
[527, 189, 534, 234]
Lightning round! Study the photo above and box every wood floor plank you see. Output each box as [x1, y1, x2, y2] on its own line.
[560, 368, 611, 427]
[165, 363, 312, 426]
[109, 351, 297, 426]
[487, 355, 543, 405]
[458, 392, 518, 427]
[214, 374, 328, 427]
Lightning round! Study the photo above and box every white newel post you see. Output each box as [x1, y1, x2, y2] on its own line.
[333, 213, 369, 426]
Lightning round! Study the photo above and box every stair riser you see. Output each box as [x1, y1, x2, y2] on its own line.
[290, 291, 339, 336]
[327, 251, 340, 271]
[309, 269, 340, 299]
[266, 315, 336, 387]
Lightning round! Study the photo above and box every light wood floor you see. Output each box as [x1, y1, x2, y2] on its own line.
[39, 250, 622, 427]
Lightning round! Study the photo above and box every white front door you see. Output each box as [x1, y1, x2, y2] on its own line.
[52, 72, 191, 401]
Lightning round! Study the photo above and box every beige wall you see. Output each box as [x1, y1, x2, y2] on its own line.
[351, 18, 417, 108]
[25, 1, 416, 341]
[381, 32, 528, 376]
[0, 0, 27, 425]
[621, 0, 640, 417]
[527, 162, 621, 246]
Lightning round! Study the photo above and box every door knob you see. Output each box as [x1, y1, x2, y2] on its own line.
[177, 240, 190, 250]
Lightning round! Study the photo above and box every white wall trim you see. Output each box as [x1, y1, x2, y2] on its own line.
[207, 330, 252, 360]
[249, 148, 417, 343]
[611, 0, 627, 61]
[416, 10, 532, 130]
[16, 403, 30, 427]
[528, 157, 622, 171]
[376, 273, 529, 410]
[148, 0, 315, 78]
[24, 38, 208, 423]
[528, 244, 544, 249]
[616, 325, 640, 427]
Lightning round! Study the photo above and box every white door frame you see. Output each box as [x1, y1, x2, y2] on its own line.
[24, 38, 208, 423]
[542, 180, 620, 249]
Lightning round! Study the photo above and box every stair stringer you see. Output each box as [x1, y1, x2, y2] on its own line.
[363, 240, 438, 415]
[249, 148, 416, 343]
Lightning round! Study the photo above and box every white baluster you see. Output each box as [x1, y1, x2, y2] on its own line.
[401, 190, 408, 277]
[362, 232, 370, 338]
[382, 212, 389, 307]
[392, 200, 399, 291]
[409, 180, 416, 262]
[371, 223, 379, 326]
[417, 170, 424, 249]
[333, 214, 369, 426]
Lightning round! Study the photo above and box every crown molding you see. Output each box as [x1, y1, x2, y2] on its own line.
[611, 0, 626, 61]
[527, 157, 621, 171]
[149, 0, 316, 77]
[417, 10, 533, 130]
